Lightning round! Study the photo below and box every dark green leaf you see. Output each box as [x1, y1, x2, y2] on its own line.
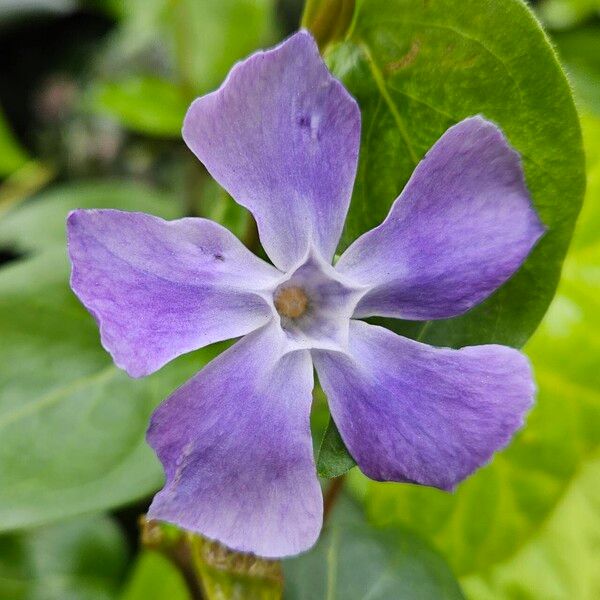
[284, 497, 465, 599]
[0, 515, 127, 600]
[0, 183, 222, 530]
[317, 419, 356, 478]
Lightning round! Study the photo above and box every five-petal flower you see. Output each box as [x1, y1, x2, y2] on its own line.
[67, 31, 544, 558]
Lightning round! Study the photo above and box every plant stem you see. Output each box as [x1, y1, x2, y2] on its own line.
[323, 474, 346, 523]
[140, 516, 204, 600]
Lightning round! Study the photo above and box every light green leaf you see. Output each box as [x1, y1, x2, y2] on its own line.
[284, 497, 465, 599]
[90, 77, 189, 138]
[0, 183, 222, 530]
[462, 455, 600, 600]
[0, 514, 128, 600]
[363, 114, 600, 577]
[120, 552, 190, 600]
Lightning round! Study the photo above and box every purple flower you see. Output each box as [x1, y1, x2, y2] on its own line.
[67, 31, 544, 558]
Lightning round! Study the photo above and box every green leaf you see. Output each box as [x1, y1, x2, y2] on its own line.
[0, 181, 179, 252]
[461, 456, 600, 600]
[90, 77, 189, 138]
[109, 0, 275, 95]
[284, 497, 465, 599]
[120, 552, 190, 600]
[0, 183, 222, 530]
[362, 114, 600, 577]
[315, 0, 585, 479]
[0, 107, 29, 177]
[553, 25, 600, 116]
[0, 514, 128, 600]
[327, 0, 584, 349]
[317, 418, 356, 478]
[536, 0, 600, 30]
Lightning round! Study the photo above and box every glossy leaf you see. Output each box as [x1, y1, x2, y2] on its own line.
[0, 515, 127, 600]
[326, 0, 584, 349]
[120, 552, 190, 600]
[284, 497, 465, 599]
[363, 114, 600, 576]
[0, 183, 222, 530]
[315, 0, 585, 477]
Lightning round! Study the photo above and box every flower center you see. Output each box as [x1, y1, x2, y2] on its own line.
[274, 286, 309, 319]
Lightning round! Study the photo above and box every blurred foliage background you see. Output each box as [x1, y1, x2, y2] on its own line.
[0, 0, 598, 598]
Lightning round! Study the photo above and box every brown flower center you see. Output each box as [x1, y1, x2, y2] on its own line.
[274, 286, 309, 319]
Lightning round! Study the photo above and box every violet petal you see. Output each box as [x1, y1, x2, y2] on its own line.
[313, 321, 535, 491]
[336, 117, 545, 320]
[182, 30, 360, 271]
[67, 209, 280, 378]
[147, 324, 322, 558]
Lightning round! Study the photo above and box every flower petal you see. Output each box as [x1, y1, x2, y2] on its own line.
[336, 117, 545, 320]
[313, 321, 534, 491]
[147, 325, 322, 558]
[67, 209, 280, 378]
[183, 30, 361, 271]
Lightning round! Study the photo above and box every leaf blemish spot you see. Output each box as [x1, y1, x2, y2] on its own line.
[386, 39, 421, 74]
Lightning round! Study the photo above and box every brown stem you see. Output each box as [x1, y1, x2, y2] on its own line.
[323, 474, 346, 523]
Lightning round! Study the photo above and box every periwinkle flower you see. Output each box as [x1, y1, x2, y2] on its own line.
[67, 31, 544, 558]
